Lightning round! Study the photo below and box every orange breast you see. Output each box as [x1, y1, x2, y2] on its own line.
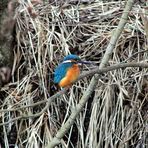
[59, 64, 80, 88]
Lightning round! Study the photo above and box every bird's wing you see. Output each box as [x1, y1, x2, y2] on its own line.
[54, 63, 72, 84]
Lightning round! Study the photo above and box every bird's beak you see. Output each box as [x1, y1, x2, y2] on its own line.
[77, 60, 95, 65]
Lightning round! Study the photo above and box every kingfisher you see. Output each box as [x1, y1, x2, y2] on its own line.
[54, 54, 87, 88]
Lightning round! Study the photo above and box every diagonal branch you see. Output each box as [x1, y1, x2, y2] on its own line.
[0, 62, 147, 126]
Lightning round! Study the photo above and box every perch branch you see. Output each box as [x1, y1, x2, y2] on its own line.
[1, 63, 147, 127]
[0, 62, 147, 115]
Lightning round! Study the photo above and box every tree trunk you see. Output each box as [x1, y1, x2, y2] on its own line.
[0, 0, 16, 86]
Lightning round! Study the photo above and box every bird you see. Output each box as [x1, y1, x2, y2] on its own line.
[54, 54, 83, 88]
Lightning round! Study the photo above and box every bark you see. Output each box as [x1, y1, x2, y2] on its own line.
[0, 0, 17, 85]
[0, 0, 15, 67]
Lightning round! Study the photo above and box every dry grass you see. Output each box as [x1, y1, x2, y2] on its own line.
[0, 0, 148, 148]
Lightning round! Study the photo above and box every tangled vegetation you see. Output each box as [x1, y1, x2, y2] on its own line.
[0, 0, 148, 148]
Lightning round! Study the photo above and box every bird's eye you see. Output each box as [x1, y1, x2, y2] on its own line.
[71, 60, 77, 63]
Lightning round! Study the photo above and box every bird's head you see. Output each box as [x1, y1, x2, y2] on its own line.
[62, 54, 92, 65]
[62, 54, 81, 64]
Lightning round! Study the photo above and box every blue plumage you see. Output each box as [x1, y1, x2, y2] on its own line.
[54, 54, 80, 84]
[54, 62, 72, 84]
[63, 54, 80, 61]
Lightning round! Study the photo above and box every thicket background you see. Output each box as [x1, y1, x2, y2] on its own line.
[0, 0, 148, 148]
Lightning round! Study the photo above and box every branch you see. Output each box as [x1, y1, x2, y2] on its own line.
[0, 62, 147, 115]
[1, 63, 147, 127]
[79, 62, 148, 80]
[0, 88, 68, 126]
